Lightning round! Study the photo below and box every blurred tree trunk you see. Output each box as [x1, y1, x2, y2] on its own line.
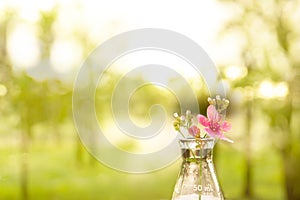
[280, 122, 300, 200]
[281, 71, 300, 199]
[244, 98, 252, 198]
[0, 11, 12, 82]
[20, 125, 31, 200]
[282, 149, 300, 199]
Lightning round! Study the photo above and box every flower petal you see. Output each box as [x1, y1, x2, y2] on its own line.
[222, 121, 231, 132]
[197, 114, 209, 127]
[188, 125, 200, 137]
[207, 105, 221, 122]
[205, 127, 219, 138]
[214, 131, 234, 143]
[220, 136, 234, 143]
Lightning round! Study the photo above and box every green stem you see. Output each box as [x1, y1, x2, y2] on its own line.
[177, 130, 186, 139]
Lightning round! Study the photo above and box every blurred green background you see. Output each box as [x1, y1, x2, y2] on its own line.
[0, 0, 300, 199]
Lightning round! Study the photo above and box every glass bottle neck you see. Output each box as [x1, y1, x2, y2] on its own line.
[179, 138, 215, 161]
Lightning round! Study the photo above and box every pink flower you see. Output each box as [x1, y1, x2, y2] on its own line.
[188, 125, 200, 137]
[197, 105, 233, 143]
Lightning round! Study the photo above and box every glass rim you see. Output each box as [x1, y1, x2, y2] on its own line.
[179, 138, 215, 142]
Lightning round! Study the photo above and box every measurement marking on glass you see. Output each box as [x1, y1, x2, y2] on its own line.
[193, 184, 213, 192]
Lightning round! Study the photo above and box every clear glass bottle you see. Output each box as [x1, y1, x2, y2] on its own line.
[171, 138, 224, 200]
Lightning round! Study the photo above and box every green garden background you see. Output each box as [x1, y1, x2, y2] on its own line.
[1, 0, 300, 199]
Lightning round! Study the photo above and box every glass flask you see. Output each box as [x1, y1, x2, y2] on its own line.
[171, 138, 224, 200]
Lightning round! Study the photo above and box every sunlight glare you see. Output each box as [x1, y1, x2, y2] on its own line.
[275, 82, 289, 98]
[0, 84, 8, 97]
[258, 80, 274, 99]
[257, 80, 289, 99]
[7, 24, 40, 69]
[108, 49, 202, 87]
[224, 65, 248, 80]
[50, 39, 83, 73]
